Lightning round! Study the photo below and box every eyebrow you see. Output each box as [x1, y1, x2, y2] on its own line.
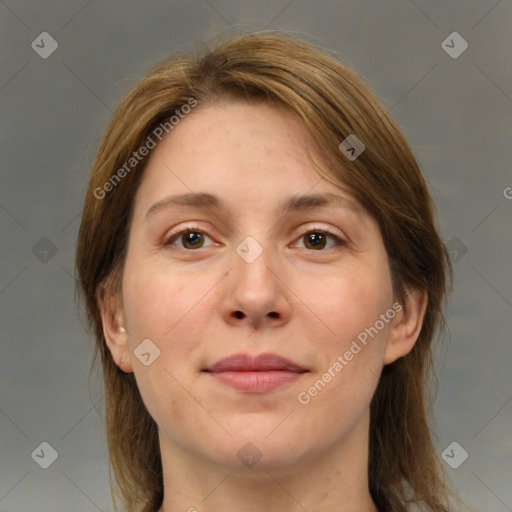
[145, 191, 364, 219]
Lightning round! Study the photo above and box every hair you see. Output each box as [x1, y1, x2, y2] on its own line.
[75, 31, 454, 512]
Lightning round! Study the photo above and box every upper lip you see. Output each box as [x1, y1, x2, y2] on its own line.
[203, 353, 308, 373]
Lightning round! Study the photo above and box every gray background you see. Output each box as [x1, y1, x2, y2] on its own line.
[1, 1, 511, 511]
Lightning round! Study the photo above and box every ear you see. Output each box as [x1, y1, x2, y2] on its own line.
[97, 282, 133, 373]
[383, 288, 427, 365]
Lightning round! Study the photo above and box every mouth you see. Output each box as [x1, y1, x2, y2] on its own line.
[202, 353, 309, 393]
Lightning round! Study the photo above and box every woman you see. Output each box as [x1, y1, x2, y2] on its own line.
[76, 31, 455, 512]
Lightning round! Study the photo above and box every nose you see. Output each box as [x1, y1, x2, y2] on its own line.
[219, 239, 292, 330]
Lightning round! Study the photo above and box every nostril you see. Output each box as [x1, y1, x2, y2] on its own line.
[233, 311, 245, 319]
[268, 312, 279, 319]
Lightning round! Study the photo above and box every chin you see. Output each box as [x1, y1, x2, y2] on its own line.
[209, 418, 307, 471]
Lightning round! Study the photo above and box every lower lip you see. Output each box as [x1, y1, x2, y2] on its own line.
[207, 371, 305, 393]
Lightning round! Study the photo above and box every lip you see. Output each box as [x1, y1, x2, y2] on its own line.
[203, 353, 308, 393]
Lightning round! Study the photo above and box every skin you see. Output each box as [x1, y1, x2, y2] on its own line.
[100, 102, 426, 512]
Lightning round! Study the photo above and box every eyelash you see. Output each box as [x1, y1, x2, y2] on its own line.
[163, 225, 346, 251]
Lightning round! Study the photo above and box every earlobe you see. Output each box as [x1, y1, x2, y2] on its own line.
[383, 289, 427, 365]
[97, 283, 133, 373]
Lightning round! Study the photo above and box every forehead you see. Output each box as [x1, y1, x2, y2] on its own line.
[133, 102, 360, 218]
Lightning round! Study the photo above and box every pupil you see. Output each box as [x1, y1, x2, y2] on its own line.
[185, 232, 202, 248]
[308, 233, 325, 249]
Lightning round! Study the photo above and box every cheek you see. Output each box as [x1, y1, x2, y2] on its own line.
[122, 257, 218, 376]
[120, 259, 212, 426]
[296, 276, 390, 436]
[122, 257, 195, 338]
[302, 264, 392, 346]
[294, 263, 392, 410]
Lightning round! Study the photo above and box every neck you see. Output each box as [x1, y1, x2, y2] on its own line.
[156, 411, 378, 512]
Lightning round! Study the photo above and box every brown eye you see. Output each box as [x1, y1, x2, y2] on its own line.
[295, 229, 345, 251]
[181, 231, 204, 249]
[164, 228, 214, 250]
[303, 232, 328, 250]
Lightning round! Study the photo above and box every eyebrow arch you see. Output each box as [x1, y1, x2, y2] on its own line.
[283, 192, 363, 215]
[145, 191, 363, 219]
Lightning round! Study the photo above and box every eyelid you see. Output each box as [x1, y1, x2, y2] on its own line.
[163, 224, 216, 248]
[291, 225, 346, 249]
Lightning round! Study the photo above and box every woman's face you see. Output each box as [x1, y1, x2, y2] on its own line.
[115, 101, 400, 471]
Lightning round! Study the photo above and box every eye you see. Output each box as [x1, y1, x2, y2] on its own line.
[294, 228, 345, 251]
[163, 226, 345, 251]
[164, 227, 216, 250]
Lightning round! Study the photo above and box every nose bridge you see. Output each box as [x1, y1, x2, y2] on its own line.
[232, 233, 277, 294]
[235, 234, 267, 266]
[219, 232, 290, 326]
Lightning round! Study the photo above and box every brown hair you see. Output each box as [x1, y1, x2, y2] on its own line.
[75, 31, 454, 512]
